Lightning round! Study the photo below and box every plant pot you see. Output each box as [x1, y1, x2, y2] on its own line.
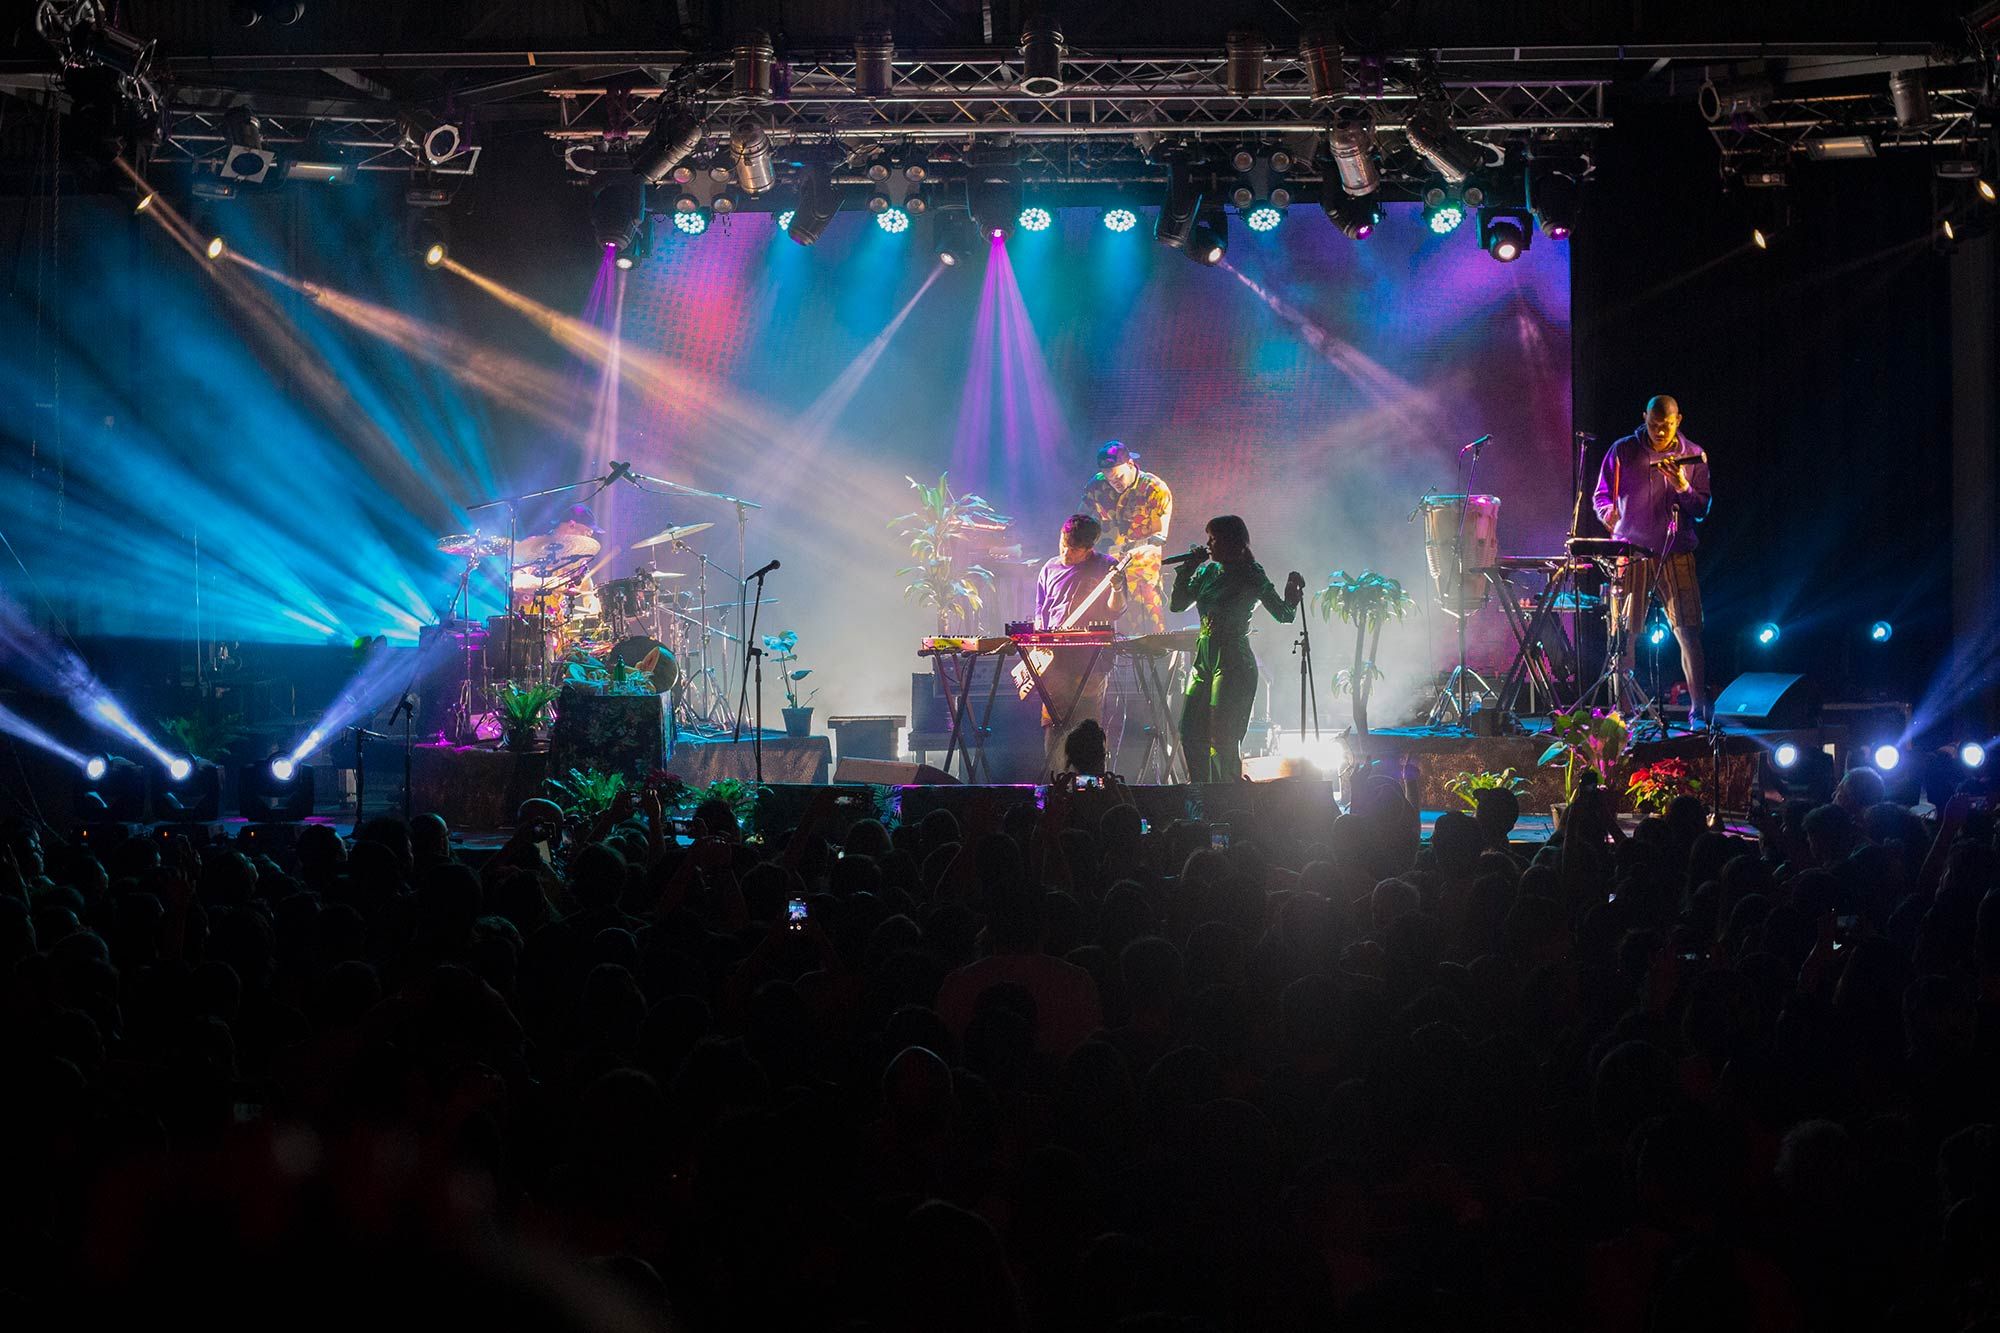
[1549, 801, 1567, 829]
[781, 706, 814, 739]
[505, 728, 540, 752]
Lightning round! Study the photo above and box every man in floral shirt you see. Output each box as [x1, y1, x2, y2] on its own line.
[1079, 441, 1174, 634]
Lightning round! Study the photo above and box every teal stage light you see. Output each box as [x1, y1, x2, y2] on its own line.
[1018, 205, 1052, 232]
[672, 207, 710, 236]
[776, 209, 795, 230]
[1868, 619, 1893, 643]
[1755, 622, 1780, 647]
[1102, 207, 1138, 233]
[1245, 204, 1283, 232]
[876, 204, 910, 234]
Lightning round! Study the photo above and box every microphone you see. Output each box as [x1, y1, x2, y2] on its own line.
[1458, 433, 1493, 457]
[748, 558, 781, 579]
[1161, 547, 1209, 567]
[390, 692, 418, 723]
[607, 460, 634, 483]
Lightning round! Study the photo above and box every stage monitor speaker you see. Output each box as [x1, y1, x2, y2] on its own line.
[835, 758, 959, 786]
[1714, 672, 1820, 729]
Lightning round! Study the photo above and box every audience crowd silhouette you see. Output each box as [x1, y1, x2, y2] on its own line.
[3, 752, 1998, 1332]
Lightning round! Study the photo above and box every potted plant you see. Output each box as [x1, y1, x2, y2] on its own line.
[547, 766, 626, 822]
[1537, 708, 1631, 821]
[1443, 766, 1529, 811]
[762, 630, 817, 738]
[890, 472, 1012, 631]
[498, 681, 561, 751]
[1626, 757, 1703, 816]
[1317, 570, 1414, 744]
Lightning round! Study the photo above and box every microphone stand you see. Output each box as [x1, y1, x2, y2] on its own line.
[1293, 593, 1321, 766]
[623, 469, 764, 727]
[1452, 439, 1485, 729]
[734, 563, 777, 785]
[393, 694, 416, 823]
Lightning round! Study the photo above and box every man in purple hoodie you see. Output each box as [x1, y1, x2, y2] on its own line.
[1593, 394, 1713, 726]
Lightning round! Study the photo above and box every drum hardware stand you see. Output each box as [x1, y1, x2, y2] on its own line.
[1576, 553, 1660, 728]
[468, 465, 625, 690]
[391, 692, 417, 823]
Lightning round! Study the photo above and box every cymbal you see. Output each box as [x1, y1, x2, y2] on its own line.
[514, 532, 601, 563]
[632, 522, 714, 550]
[435, 531, 509, 558]
[648, 570, 687, 579]
[510, 555, 590, 590]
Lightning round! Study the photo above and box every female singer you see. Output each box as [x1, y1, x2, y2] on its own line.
[1169, 515, 1306, 782]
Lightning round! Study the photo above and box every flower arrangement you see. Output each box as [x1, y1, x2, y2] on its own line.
[1626, 757, 1703, 816]
[1536, 708, 1631, 805]
[1443, 767, 1529, 810]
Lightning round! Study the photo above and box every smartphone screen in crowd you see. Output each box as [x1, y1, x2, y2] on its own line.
[787, 897, 809, 931]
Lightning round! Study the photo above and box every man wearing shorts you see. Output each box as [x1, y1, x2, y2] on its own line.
[1593, 394, 1713, 726]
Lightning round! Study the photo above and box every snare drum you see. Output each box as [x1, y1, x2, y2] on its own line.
[1419, 493, 1501, 617]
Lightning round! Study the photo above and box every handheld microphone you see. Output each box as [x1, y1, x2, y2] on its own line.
[748, 558, 781, 579]
[1458, 433, 1493, 457]
[1161, 547, 1208, 567]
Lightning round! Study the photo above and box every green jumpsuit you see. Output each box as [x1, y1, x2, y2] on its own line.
[1170, 558, 1298, 782]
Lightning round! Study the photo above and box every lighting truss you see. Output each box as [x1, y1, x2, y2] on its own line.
[157, 108, 482, 176]
[1706, 80, 1987, 166]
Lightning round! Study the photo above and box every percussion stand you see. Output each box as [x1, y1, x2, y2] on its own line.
[1576, 554, 1657, 726]
[624, 471, 763, 728]
[1427, 443, 1498, 729]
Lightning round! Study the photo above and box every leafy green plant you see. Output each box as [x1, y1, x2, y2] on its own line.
[1443, 767, 1529, 811]
[671, 777, 767, 834]
[890, 472, 1012, 631]
[761, 630, 816, 709]
[1317, 570, 1414, 738]
[546, 767, 626, 822]
[1537, 708, 1632, 805]
[160, 712, 246, 763]
[1626, 758, 1703, 816]
[498, 680, 561, 747]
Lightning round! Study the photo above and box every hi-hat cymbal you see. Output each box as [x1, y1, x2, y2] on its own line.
[649, 570, 687, 579]
[510, 554, 591, 589]
[514, 532, 601, 563]
[632, 522, 714, 549]
[435, 531, 509, 558]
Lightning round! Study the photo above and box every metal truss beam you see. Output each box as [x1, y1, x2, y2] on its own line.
[159, 109, 482, 176]
[1707, 85, 1989, 163]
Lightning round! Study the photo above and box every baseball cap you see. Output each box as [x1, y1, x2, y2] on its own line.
[1097, 440, 1139, 467]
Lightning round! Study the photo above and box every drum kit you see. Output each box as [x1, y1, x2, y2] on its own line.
[431, 515, 756, 742]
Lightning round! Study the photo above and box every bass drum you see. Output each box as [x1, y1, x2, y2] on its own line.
[609, 636, 680, 693]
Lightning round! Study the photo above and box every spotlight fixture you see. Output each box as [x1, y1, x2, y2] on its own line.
[1888, 68, 1930, 128]
[271, 756, 296, 782]
[1960, 741, 1988, 770]
[166, 756, 194, 782]
[1102, 206, 1138, 233]
[1868, 620, 1893, 643]
[1019, 16, 1066, 97]
[633, 106, 705, 185]
[855, 22, 896, 99]
[1751, 225, 1778, 250]
[776, 209, 795, 230]
[615, 211, 652, 266]
[1327, 106, 1380, 198]
[1299, 22, 1342, 102]
[1980, 179, 1997, 204]
[1698, 76, 1773, 124]
[969, 175, 1021, 240]
[218, 109, 275, 183]
[788, 162, 841, 245]
[206, 235, 226, 259]
[1529, 169, 1580, 239]
[1017, 204, 1053, 233]
[84, 755, 109, 781]
[615, 253, 633, 270]
[1479, 207, 1533, 262]
[732, 30, 776, 99]
[1320, 179, 1380, 239]
[591, 174, 645, 251]
[424, 240, 446, 268]
[934, 208, 977, 266]
[1421, 187, 1466, 235]
[134, 190, 155, 213]
[1803, 135, 1876, 161]
[875, 203, 911, 234]
[1871, 744, 1902, 772]
[672, 204, 711, 236]
[154, 758, 221, 821]
[1404, 104, 1483, 185]
[1647, 623, 1669, 647]
[1754, 622, 1780, 647]
[76, 755, 147, 822]
[1224, 28, 1269, 98]
[1155, 162, 1201, 251]
[1245, 202, 1283, 232]
[1189, 201, 1227, 265]
[729, 119, 775, 194]
[1773, 742, 1800, 770]
[240, 759, 313, 821]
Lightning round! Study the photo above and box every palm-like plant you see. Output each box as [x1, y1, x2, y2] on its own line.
[1316, 570, 1414, 740]
[546, 767, 626, 822]
[498, 680, 561, 749]
[890, 473, 1012, 632]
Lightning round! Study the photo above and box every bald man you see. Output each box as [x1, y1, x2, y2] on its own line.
[1593, 394, 1713, 726]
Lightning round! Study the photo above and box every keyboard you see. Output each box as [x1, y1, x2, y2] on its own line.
[1118, 628, 1201, 656]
